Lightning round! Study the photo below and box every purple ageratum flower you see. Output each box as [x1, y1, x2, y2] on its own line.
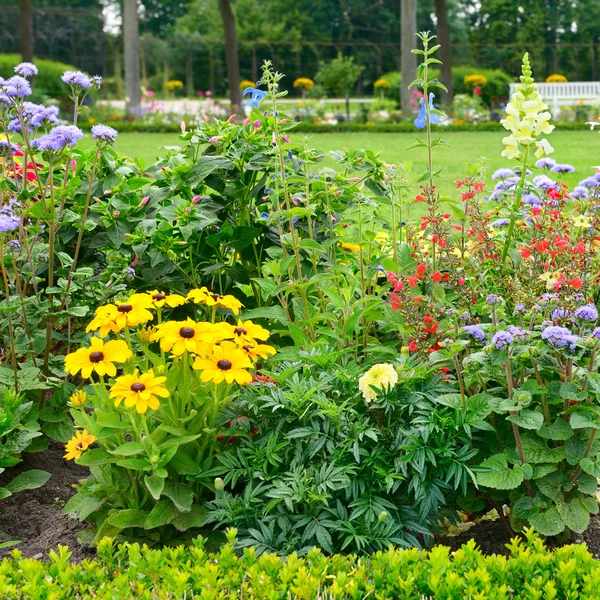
[579, 177, 600, 188]
[459, 311, 470, 321]
[535, 157, 557, 169]
[90, 75, 102, 87]
[125, 267, 136, 280]
[514, 304, 526, 313]
[61, 70, 92, 89]
[574, 303, 598, 322]
[513, 168, 532, 176]
[571, 186, 589, 200]
[592, 327, 600, 339]
[486, 294, 501, 305]
[0, 204, 19, 232]
[508, 326, 528, 341]
[13, 102, 60, 133]
[552, 308, 571, 321]
[0, 139, 19, 156]
[491, 330, 514, 349]
[32, 125, 83, 152]
[523, 192, 542, 206]
[542, 325, 580, 351]
[8, 239, 21, 251]
[91, 124, 118, 144]
[490, 218, 510, 228]
[14, 62, 38, 78]
[540, 293, 558, 302]
[3, 76, 32, 98]
[533, 175, 558, 191]
[574, 293, 586, 303]
[492, 168, 514, 180]
[463, 325, 486, 342]
[552, 163, 575, 174]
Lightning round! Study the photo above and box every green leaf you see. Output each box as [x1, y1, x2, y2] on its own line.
[107, 509, 148, 530]
[158, 435, 201, 450]
[507, 410, 544, 431]
[239, 306, 289, 325]
[560, 497, 590, 533]
[435, 393, 462, 408]
[170, 450, 201, 476]
[580, 457, 600, 478]
[170, 505, 207, 532]
[512, 496, 538, 519]
[116, 458, 151, 470]
[537, 419, 573, 441]
[144, 499, 180, 529]
[536, 471, 566, 501]
[162, 482, 194, 512]
[0, 488, 12, 500]
[144, 473, 165, 500]
[6, 470, 51, 494]
[476, 454, 525, 490]
[76, 448, 116, 466]
[570, 410, 600, 430]
[109, 442, 146, 457]
[529, 507, 565, 536]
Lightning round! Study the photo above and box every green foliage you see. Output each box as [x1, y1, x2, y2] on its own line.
[315, 54, 364, 99]
[1, 530, 600, 598]
[205, 358, 475, 554]
[450, 66, 512, 106]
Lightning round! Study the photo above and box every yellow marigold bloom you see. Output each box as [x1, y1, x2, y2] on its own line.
[224, 319, 270, 345]
[64, 429, 96, 461]
[146, 290, 187, 309]
[150, 318, 221, 356]
[193, 341, 253, 385]
[69, 390, 87, 407]
[187, 288, 244, 315]
[64, 337, 132, 379]
[572, 215, 593, 228]
[341, 242, 360, 252]
[239, 342, 277, 361]
[109, 369, 169, 414]
[358, 363, 399, 402]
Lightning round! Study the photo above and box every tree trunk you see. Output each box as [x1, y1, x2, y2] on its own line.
[19, 0, 34, 62]
[434, 0, 454, 105]
[219, 0, 242, 110]
[123, 0, 141, 115]
[400, 0, 417, 117]
[186, 52, 194, 97]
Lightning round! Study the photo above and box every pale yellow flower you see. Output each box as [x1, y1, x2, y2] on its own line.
[358, 363, 399, 403]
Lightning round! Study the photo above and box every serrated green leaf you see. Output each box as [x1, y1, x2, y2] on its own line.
[476, 454, 525, 490]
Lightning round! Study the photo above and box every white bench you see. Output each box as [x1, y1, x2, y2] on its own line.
[509, 81, 600, 117]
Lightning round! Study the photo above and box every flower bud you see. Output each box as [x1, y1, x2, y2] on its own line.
[180, 120, 186, 134]
[215, 477, 224, 491]
[191, 195, 201, 205]
[139, 195, 150, 207]
[227, 114, 237, 123]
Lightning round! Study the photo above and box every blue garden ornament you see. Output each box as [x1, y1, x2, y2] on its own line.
[414, 93, 440, 129]
[243, 87, 268, 108]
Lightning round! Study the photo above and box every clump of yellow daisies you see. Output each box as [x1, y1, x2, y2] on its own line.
[501, 53, 554, 161]
[358, 363, 399, 402]
[63, 287, 276, 461]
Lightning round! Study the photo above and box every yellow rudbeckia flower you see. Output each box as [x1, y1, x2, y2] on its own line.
[150, 318, 222, 356]
[192, 341, 253, 385]
[146, 290, 187, 309]
[64, 429, 96, 461]
[341, 242, 360, 252]
[69, 390, 87, 407]
[187, 288, 244, 315]
[239, 342, 277, 361]
[64, 337, 132, 379]
[223, 319, 271, 345]
[109, 369, 169, 414]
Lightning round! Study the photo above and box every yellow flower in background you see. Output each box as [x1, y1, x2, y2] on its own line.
[146, 290, 187, 309]
[187, 287, 212, 304]
[137, 326, 156, 343]
[225, 319, 270, 345]
[374, 232, 389, 246]
[65, 337, 132, 379]
[572, 215, 593, 228]
[358, 363, 399, 402]
[193, 341, 254, 385]
[240, 79, 256, 91]
[239, 342, 277, 362]
[88, 295, 153, 334]
[64, 429, 96, 461]
[187, 288, 244, 315]
[109, 369, 169, 414]
[545, 74, 567, 83]
[293, 77, 315, 91]
[464, 73, 488, 88]
[373, 78, 391, 90]
[69, 390, 87, 407]
[539, 271, 562, 290]
[341, 242, 360, 252]
[150, 318, 221, 356]
[86, 305, 121, 337]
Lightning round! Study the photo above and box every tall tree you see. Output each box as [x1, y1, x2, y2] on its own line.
[19, 0, 34, 62]
[434, 0, 453, 105]
[218, 0, 242, 109]
[400, 0, 417, 116]
[123, 0, 142, 114]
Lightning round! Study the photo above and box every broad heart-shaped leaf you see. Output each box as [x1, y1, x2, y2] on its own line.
[507, 410, 544, 431]
[5, 470, 51, 494]
[521, 434, 566, 464]
[512, 496, 539, 519]
[435, 393, 463, 408]
[580, 457, 600, 478]
[529, 507, 565, 536]
[107, 509, 148, 530]
[144, 499, 180, 530]
[144, 473, 165, 500]
[536, 471, 567, 501]
[162, 482, 194, 512]
[537, 419, 573, 441]
[170, 505, 207, 532]
[476, 454, 525, 490]
[559, 497, 591, 533]
[569, 407, 600, 430]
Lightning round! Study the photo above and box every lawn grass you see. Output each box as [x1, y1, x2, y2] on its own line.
[80, 130, 600, 194]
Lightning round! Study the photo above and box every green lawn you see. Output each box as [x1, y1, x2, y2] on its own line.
[81, 130, 600, 193]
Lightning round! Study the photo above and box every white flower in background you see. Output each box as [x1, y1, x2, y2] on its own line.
[358, 363, 399, 402]
[501, 53, 554, 160]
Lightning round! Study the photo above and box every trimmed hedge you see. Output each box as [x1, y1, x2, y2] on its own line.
[0, 54, 82, 100]
[1, 529, 600, 599]
[79, 119, 593, 135]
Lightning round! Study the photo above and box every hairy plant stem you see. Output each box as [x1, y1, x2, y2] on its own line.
[0, 237, 19, 391]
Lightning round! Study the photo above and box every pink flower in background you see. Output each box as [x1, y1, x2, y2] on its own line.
[206, 90, 212, 97]
[197, 91, 205, 97]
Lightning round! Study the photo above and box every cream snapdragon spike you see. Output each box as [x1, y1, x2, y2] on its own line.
[501, 53, 554, 160]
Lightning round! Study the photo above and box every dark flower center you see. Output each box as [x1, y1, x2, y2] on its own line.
[242, 345, 253, 352]
[234, 327, 247, 336]
[131, 383, 146, 392]
[211, 294, 222, 301]
[152, 293, 166, 301]
[118, 303, 133, 313]
[179, 327, 195, 338]
[217, 359, 232, 371]
[89, 351, 104, 363]
[76, 442, 84, 450]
